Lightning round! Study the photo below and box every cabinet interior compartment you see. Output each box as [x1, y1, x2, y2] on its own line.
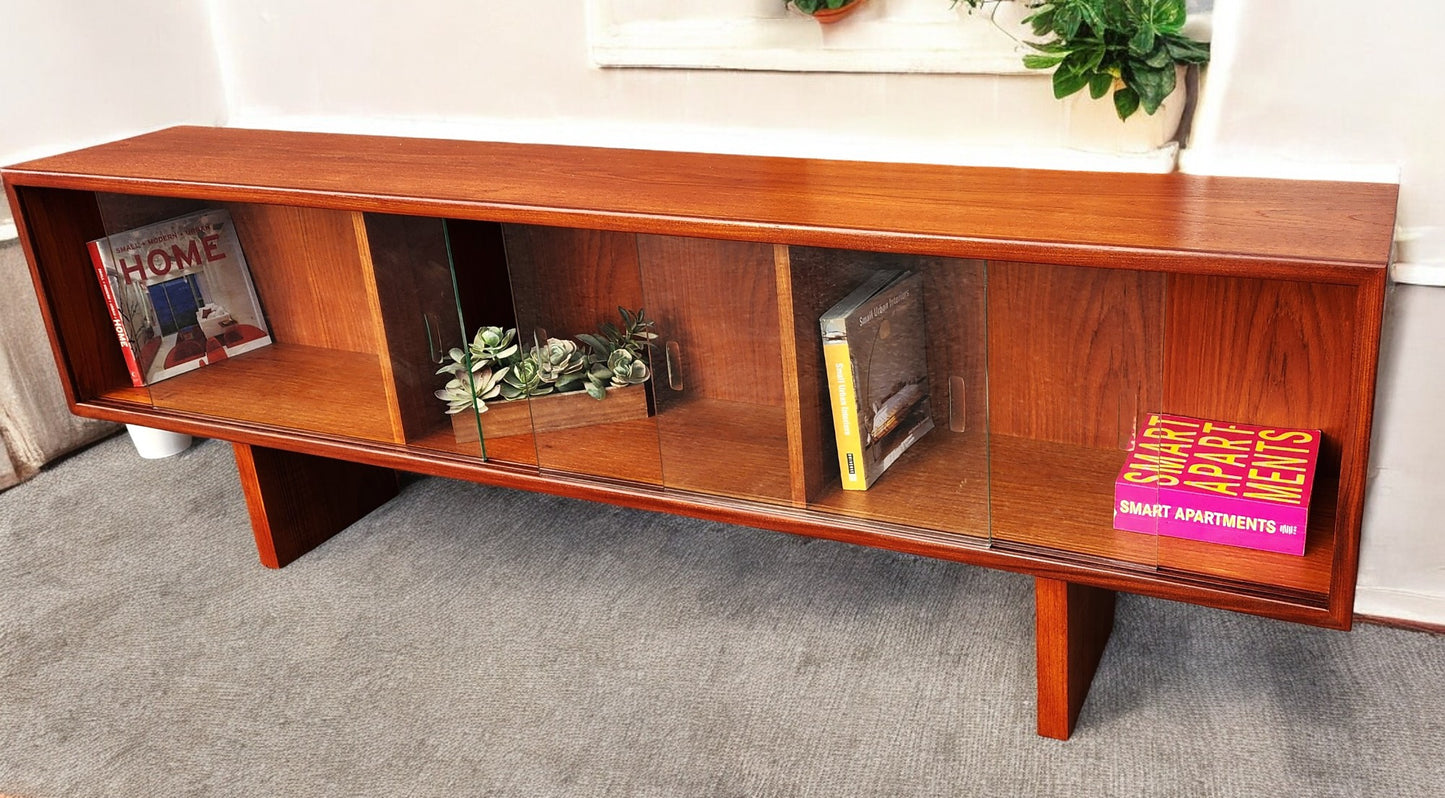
[785, 246, 990, 541]
[986, 261, 1165, 568]
[639, 234, 792, 504]
[1154, 274, 1358, 603]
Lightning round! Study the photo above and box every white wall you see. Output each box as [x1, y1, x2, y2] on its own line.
[1185, 0, 1445, 625]
[0, 0, 226, 232]
[3, 0, 1442, 624]
[1186, 0, 1445, 265]
[209, 0, 1147, 170]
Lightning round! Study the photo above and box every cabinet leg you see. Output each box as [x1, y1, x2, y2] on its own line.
[1034, 577, 1116, 740]
[233, 443, 399, 568]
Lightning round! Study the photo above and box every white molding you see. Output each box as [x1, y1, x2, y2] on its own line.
[228, 112, 1183, 174]
[586, 0, 1035, 74]
[1391, 262, 1445, 287]
[1177, 149, 1402, 184]
[1355, 586, 1445, 627]
[0, 219, 17, 243]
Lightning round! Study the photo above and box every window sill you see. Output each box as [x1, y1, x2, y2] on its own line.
[587, 1, 1035, 74]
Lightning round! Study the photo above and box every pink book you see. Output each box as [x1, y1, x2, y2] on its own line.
[1113, 413, 1321, 556]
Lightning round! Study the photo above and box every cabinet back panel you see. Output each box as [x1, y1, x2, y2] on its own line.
[1163, 276, 1356, 478]
[638, 235, 781, 406]
[502, 225, 645, 341]
[225, 204, 383, 355]
[987, 262, 1165, 448]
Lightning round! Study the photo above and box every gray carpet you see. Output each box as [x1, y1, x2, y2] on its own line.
[1, 435, 1442, 798]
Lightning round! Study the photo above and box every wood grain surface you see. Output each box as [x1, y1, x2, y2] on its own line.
[4, 126, 1397, 276]
[1, 126, 1397, 634]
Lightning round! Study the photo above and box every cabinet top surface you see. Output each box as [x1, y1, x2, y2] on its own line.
[3, 125, 1398, 270]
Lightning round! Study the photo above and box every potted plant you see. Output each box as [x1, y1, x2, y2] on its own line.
[436, 307, 658, 443]
[786, 0, 872, 24]
[1018, 0, 1210, 150]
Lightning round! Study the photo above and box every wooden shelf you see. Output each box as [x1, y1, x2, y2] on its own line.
[105, 344, 398, 443]
[4, 126, 1396, 740]
[990, 435, 1335, 601]
[808, 427, 988, 539]
[656, 396, 793, 504]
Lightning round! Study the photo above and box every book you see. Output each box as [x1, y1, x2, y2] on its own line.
[820, 269, 934, 490]
[1113, 413, 1321, 555]
[87, 209, 272, 387]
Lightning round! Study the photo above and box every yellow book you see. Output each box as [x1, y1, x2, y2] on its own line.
[819, 270, 933, 490]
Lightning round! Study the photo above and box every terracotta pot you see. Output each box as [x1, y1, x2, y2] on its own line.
[809, 0, 870, 24]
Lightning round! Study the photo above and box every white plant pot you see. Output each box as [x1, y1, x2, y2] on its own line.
[125, 424, 193, 459]
[1065, 69, 1188, 154]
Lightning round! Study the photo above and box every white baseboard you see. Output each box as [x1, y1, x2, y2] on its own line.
[1355, 586, 1445, 627]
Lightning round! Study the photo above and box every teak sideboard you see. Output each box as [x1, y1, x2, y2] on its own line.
[2, 127, 1398, 739]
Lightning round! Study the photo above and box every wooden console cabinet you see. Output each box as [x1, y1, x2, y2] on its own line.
[3, 127, 1397, 739]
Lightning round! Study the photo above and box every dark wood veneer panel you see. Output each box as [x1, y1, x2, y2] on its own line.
[654, 398, 791, 502]
[1036, 578, 1116, 740]
[148, 344, 396, 442]
[365, 214, 461, 445]
[638, 235, 781, 406]
[809, 429, 989, 538]
[1163, 275, 1355, 476]
[8, 186, 123, 403]
[504, 225, 644, 341]
[234, 442, 398, 568]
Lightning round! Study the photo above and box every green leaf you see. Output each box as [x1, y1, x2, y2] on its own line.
[1054, 4, 1083, 39]
[1113, 86, 1141, 120]
[1028, 40, 1072, 54]
[1088, 71, 1114, 100]
[1129, 27, 1156, 57]
[1149, 0, 1188, 34]
[1024, 53, 1066, 70]
[1076, 0, 1107, 33]
[1144, 42, 1174, 68]
[1023, 5, 1057, 38]
[1062, 46, 1105, 77]
[1052, 64, 1092, 99]
[1128, 61, 1176, 114]
[1164, 35, 1211, 64]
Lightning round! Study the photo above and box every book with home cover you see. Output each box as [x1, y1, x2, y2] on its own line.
[820, 269, 934, 490]
[1113, 413, 1321, 555]
[87, 209, 272, 387]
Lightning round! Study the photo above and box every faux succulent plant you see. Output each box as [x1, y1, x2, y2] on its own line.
[500, 353, 550, 401]
[605, 350, 651, 387]
[434, 365, 508, 415]
[469, 325, 518, 365]
[578, 307, 657, 399]
[437, 308, 657, 413]
[536, 338, 589, 392]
